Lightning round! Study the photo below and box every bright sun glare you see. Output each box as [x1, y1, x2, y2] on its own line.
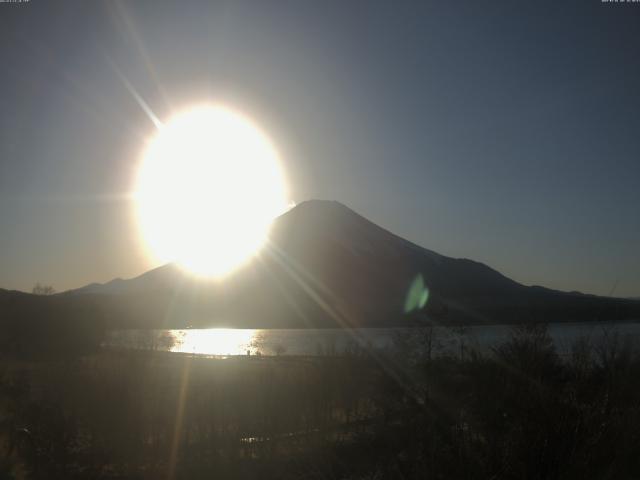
[135, 105, 289, 277]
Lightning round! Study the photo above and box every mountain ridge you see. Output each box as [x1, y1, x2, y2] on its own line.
[2, 200, 639, 329]
[62, 200, 640, 327]
[67, 200, 521, 297]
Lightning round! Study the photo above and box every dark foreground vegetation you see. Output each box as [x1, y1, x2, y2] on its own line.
[1, 324, 640, 479]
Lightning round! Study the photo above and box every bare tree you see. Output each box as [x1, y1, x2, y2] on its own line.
[273, 343, 287, 356]
[32, 283, 56, 295]
[447, 324, 468, 361]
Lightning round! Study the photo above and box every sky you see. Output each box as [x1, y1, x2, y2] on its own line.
[0, 0, 639, 297]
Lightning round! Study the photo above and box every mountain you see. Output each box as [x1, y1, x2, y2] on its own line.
[3, 200, 640, 329]
[67, 263, 188, 296]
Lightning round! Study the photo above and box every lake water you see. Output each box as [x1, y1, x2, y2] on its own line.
[106, 321, 640, 358]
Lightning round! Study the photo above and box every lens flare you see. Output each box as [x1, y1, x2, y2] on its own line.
[404, 274, 430, 313]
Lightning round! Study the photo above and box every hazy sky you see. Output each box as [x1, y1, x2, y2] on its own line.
[1, 0, 639, 296]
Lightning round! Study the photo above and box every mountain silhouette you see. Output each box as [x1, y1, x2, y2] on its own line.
[3, 200, 639, 329]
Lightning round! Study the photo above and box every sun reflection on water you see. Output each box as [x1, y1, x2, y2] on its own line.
[171, 328, 258, 356]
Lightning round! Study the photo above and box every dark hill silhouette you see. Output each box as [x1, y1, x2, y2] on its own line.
[68, 263, 187, 296]
[3, 200, 640, 329]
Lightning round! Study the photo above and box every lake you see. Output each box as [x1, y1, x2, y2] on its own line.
[105, 320, 640, 358]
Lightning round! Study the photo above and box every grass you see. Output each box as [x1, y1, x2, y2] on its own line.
[1, 323, 640, 479]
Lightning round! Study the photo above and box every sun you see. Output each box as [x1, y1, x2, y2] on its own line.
[135, 105, 289, 277]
